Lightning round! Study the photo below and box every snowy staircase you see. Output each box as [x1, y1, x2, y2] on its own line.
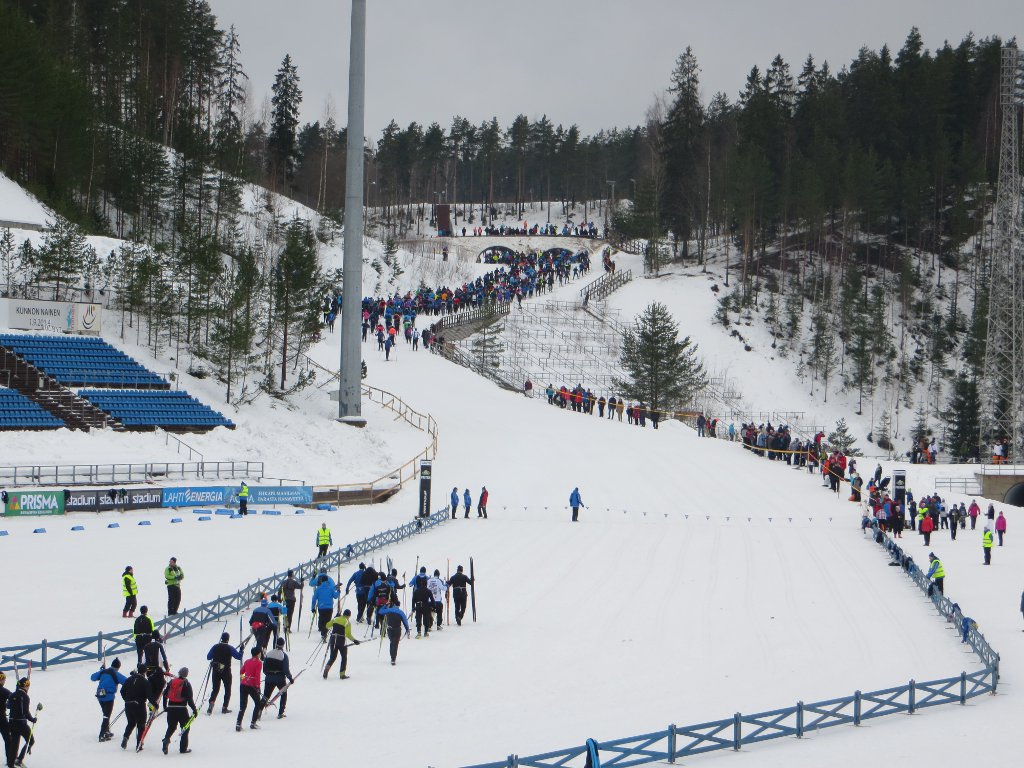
[0, 347, 116, 431]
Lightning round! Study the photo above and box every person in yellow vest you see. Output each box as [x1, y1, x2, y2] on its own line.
[982, 526, 993, 565]
[316, 523, 332, 558]
[237, 482, 249, 515]
[122, 565, 139, 618]
[926, 553, 945, 596]
[164, 557, 185, 615]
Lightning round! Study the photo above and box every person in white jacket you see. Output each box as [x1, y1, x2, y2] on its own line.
[427, 570, 447, 630]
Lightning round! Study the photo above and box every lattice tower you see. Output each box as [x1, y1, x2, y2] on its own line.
[981, 46, 1024, 458]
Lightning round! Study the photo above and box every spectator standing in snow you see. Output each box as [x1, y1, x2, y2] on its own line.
[569, 487, 584, 522]
[164, 557, 184, 615]
[477, 487, 488, 518]
[463, 488, 472, 519]
[983, 527, 994, 565]
[920, 511, 934, 546]
[996, 511, 1007, 545]
[450, 487, 459, 519]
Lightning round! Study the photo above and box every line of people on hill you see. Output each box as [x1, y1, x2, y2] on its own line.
[465, 221, 599, 238]
[540, 384, 665, 428]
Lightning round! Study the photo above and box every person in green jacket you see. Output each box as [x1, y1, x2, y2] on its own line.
[122, 565, 138, 618]
[165, 557, 185, 615]
[322, 609, 361, 679]
[982, 527, 993, 565]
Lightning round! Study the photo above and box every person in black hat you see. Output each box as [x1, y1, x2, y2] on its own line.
[447, 564, 474, 626]
[161, 667, 197, 755]
[261, 638, 293, 719]
[90, 657, 127, 741]
[119, 665, 152, 751]
[206, 633, 243, 715]
[0, 671, 11, 762]
[7, 677, 36, 767]
[132, 606, 155, 666]
[323, 609, 360, 679]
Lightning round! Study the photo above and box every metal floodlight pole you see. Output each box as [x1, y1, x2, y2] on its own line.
[338, 0, 367, 426]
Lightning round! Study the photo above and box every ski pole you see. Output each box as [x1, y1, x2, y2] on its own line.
[304, 637, 326, 667]
[25, 703, 42, 756]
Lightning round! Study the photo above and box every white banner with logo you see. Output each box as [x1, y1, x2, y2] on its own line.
[1, 298, 103, 333]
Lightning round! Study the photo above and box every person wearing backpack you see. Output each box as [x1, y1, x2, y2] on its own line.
[119, 665, 152, 750]
[261, 639, 294, 719]
[161, 668, 198, 755]
[368, 573, 394, 633]
[279, 570, 304, 632]
[90, 657, 127, 741]
[142, 631, 170, 707]
[412, 577, 434, 638]
[360, 563, 379, 626]
[236, 647, 263, 732]
[132, 606, 155, 666]
[206, 632, 243, 715]
[249, 597, 278, 651]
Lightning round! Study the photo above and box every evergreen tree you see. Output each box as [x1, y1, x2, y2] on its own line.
[616, 301, 707, 413]
[273, 217, 323, 389]
[911, 405, 931, 445]
[662, 46, 704, 259]
[0, 228, 17, 296]
[36, 215, 90, 300]
[827, 418, 860, 455]
[875, 411, 893, 452]
[269, 54, 303, 188]
[470, 320, 505, 370]
[943, 373, 980, 461]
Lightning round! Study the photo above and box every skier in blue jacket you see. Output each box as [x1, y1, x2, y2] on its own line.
[90, 657, 128, 741]
[311, 574, 340, 640]
[569, 487, 584, 522]
[249, 598, 278, 651]
[450, 487, 459, 519]
[463, 488, 472, 519]
[377, 601, 411, 666]
[346, 562, 371, 623]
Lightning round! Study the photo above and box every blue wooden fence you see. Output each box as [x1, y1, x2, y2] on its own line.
[0, 509, 448, 674]
[460, 528, 1000, 768]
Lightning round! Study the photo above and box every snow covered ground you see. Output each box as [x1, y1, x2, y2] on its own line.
[3, 321, 1020, 767]
[2, 175, 1021, 767]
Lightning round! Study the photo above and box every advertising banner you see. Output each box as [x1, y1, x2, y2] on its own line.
[418, 460, 432, 518]
[65, 487, 162, 513]
[4, 489, 66, 516]
[161, 486, 231, 508]
[247, 486, 312, 505]
[2, 298, 103, 333]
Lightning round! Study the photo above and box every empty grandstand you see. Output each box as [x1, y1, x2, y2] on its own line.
[0, 388, 64, 430]
[80, 390, 234, 431]
[0, 333, 234, 433]
[0, 334, 167, 388]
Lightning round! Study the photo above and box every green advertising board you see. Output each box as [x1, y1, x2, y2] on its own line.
[4, 490, 66, 516]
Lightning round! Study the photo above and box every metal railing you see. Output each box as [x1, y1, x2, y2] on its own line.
[0, 461, 263, 487]
[0, 508, 449, 673]
[935, 477, 982, 495]
[579, 269, 632, 303]
[458, 524, 999, 768]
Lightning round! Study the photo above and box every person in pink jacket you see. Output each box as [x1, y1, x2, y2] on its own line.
[995, 511, 1007, 546]
[968, 500, 980, 530]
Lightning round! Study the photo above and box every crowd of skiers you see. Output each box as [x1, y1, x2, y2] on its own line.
[52, 555, 476, 759]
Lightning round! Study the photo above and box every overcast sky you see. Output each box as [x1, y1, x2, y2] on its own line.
[207, 0, 1021, 137]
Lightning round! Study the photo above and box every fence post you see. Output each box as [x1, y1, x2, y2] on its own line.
[796, 702, 804, 738]
[97, 632, 102, 661]
[41, 639, 47, 670]
[908, 680, 916, 714]
[733, 712, 741, 750]
[667, 724, 676, 763]
[960, 672, 967, 704]
[853, 690, 861, 725]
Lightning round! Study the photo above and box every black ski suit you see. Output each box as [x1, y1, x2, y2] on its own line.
[162, 677, 197, 754]
[206, 641, 243, 711]
[448, 572, 473, 625]
[120, 672, 152, 749]
[6, 688, 36, 766]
